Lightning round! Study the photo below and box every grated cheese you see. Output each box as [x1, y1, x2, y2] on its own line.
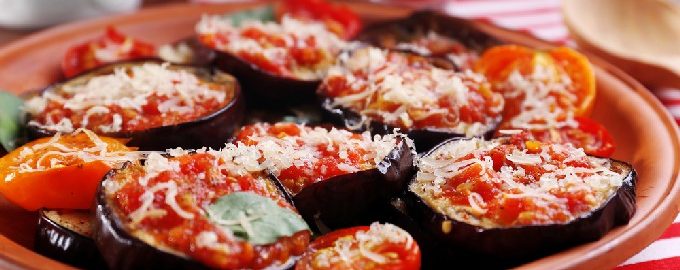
[321, 47, 503, 136]
[129, 181, 194, 225]
[312, 222, 415, 267]
[25, 62, 227, 133]
[196, 14, 348, 80]
[500, 60, 580, 130]
[6, 129, 142, 179]
[410, 136, 627, 228]
[236, 123, 404, 180]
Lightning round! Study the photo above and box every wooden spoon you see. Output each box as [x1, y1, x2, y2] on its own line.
[563, 0, 680, 89]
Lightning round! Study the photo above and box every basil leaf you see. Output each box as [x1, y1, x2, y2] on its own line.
[0, 91, 23, 152]
[226, 5, 275, 27]
[207, 192, 309, 245]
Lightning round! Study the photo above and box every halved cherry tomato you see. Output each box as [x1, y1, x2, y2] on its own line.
[529, 116, 615, 157]
[61, 26, 156, 78]
[0, 133, 130, 210]
[499, 116, 615, 157]
[277, 0, 362, 39]
[296, 224, 421, 270]
[474, 45, 596, 119]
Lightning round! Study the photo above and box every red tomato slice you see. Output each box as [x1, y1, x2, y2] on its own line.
[277, 0, 362, 39]
[501, 117, 615, 157]
[0, 133, 130, 210]
[61, 26, 156, 78]
[296, 225, 421, 270]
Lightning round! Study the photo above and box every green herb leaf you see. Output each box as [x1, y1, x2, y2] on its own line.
[0, 91, 23, 152]
[207, 192, 309, 245]
[225, 5, 275, 27]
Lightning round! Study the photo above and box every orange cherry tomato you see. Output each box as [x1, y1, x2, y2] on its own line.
[61, 26, 156, 78]
[277, 0, 362, 39]
[296, 225, 421, 270]
[0, 133, 130, 210]
[474, 45, 596, 119]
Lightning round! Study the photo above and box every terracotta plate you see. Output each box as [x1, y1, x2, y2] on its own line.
[0, 2, 678, 270]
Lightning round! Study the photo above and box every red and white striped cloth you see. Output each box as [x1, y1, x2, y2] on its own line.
[445, 0, 680, 269]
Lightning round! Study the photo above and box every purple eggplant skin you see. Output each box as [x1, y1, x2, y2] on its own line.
[320, 99, 501, 153]
[213, 50, 319, 106]
[93, 164, 210, 270]
[26, 60, 246, 151]
[35, 210, 107, 270]
[358, 10, 502, 70]
[402, 139, 637, 262]
[275, 135, 417, 232]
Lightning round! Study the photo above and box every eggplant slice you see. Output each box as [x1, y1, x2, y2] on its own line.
[94, 155, 310, 270]
[214, 52, 320, 106]
[274, 135, 417, 232]
[93, 166, 208, 270]
[35, 210, 106, 269]
[25, 60, 245, 150]
[318, 47, 503, 152]
[358, 10, 501, 70]
[196, 11, 347, 106]
[403, 137, 637, 264]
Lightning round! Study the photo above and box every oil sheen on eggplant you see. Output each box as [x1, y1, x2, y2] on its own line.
[25, 60, 245, 151]
[35, 210, 107, 269]
[402, 137, 637, 263]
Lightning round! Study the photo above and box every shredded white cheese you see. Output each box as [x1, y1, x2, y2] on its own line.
[312, 222, 415, 267]
[196, 14, 348, 80]
[501, 58, 580, 130]
[6, 129, 142, 179]
[322, 47, 502, 136]
[25, 62, 227, 133]
[236, 123, 403, 179]
[410, 137, 627, 228]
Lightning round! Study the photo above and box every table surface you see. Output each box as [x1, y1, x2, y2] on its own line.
[0, 0, 186, 43]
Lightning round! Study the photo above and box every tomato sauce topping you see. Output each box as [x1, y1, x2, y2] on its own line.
[25, 63, 231, 134]
[196, 13, 347, 80]
[319, 47, 503, 136]
[108, 150, 310, 269]
[411, 132, 627, 227]
[234, 122, 400, 194]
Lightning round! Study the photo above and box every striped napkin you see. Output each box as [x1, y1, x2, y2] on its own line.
[445, 0, 680, 269]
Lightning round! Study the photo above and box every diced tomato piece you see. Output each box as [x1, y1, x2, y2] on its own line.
[61, 26, 156, 78]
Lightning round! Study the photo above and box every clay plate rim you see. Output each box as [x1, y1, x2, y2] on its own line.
[0, 2, 676, 270]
